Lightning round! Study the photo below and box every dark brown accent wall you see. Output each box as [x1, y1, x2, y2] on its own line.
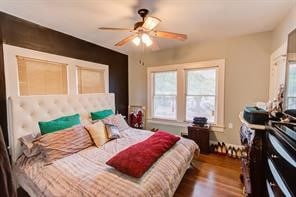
[0, 12, 128, 146]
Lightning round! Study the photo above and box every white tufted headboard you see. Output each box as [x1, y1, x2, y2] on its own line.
[8, 93, 115, 162]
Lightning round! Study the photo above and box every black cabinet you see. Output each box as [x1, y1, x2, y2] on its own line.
[240, 123, 267, 197]
[185, 125, 210, 154]
[240, 119, 296, 197]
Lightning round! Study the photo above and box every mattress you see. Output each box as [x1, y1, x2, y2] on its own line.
[15, 128, 199, 197]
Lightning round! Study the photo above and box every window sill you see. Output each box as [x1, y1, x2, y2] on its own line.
[147, 119, 225, 132]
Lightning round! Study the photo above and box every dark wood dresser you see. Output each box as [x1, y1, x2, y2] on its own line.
[240, 113, 296, 197]
[240, 119, 267, 197]
[187, 125, 210, 154]
[266, 123, 296, 196]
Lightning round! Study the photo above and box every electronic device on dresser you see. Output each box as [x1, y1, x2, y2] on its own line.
[266, 122, 296, 197]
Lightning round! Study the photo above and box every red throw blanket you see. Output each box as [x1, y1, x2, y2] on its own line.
[106, 131, 180, 178]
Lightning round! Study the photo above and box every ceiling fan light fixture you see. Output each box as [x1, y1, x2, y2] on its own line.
[144, 39, 152, 47]
[99, 8, 187, 49]
[141, 33, 152, 47]
[132, 36, 141, 46]
[143, 16, 161, 30]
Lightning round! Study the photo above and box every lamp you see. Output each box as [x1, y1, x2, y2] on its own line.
[141, 33, 152, 47]
[142, 16, 161, 31]
[132, 33, 153, 47]
[132, 36, 141, 46]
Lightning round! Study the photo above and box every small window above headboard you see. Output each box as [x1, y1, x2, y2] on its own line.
[17, 56, 68, 96]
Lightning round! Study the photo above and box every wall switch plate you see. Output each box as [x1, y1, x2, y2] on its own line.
[228, 123, 233, 129]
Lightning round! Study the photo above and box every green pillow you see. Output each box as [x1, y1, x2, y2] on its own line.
[38, 114, 81, 135]
[91, 109, 114, 121]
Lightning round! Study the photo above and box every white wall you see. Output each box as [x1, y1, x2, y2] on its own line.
[269, 5, 296, 107]
[272, 5, 296, 51]
[129, 32, 272, 145]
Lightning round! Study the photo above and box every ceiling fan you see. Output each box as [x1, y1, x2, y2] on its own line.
[99, 9, 188, 49]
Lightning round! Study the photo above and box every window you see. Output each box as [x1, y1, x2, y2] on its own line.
[286, 63, 296, 109]
[186, 68, 217, 123]
[148, 59, 225, 126]
[152, 71, 177, 119]
[77, 67, 106, 94]
[17, 56, 67, 95]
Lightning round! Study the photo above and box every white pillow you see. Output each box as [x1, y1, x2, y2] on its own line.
[102, 114, 129, 131]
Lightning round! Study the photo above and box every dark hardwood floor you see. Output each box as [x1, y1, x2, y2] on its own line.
[174, 153, 243, 197]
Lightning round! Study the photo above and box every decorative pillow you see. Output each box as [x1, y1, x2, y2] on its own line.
[84, 121, 109, 147]
[106, 131, 180, 178]
[105, 124, 120, 139]
[36, 125, 93, 163]
[38, 114, 81, 135]
[102, 114, 129, 131]
[19, 133, 41, 157]
[91, 109, 114, 121]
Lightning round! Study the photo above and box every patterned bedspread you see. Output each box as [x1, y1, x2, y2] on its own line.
[16, 128, 199, 197]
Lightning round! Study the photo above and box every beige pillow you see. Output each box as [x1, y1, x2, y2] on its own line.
[85, 121, 109, 147]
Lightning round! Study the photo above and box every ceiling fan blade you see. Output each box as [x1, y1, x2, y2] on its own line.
[115, 34, 137, 47]
[153, 31, 187, 41]
[99, 27, 134, 32]
[142, 16, 161, 30]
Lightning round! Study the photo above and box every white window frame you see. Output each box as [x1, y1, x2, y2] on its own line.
[147, 59, 225, 127]
[151, 70, 178, 120]
[3, 44, 109, 98]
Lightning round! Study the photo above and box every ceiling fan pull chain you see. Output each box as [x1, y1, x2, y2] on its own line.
[141, 44, 146, 66]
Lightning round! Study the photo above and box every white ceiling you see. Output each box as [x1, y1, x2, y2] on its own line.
[0, 0, 295, 55]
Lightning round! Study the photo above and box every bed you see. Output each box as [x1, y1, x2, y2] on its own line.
[8, 93, 199, 197]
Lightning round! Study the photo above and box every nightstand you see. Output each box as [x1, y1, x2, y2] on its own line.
[187, 125, 210, 154]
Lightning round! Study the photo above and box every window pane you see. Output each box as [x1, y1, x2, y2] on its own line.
[287, 63, 296, 97]
[287, 97, 296, 109]
[287, 63, 296, 109]
[153, 95, 176, 119]
[17, 56, 67, 96]
[187, 69, 216, 95]
[78, 67, 105, 94]
[186, 95, 215, 123]
[154, 71, 177, 95]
